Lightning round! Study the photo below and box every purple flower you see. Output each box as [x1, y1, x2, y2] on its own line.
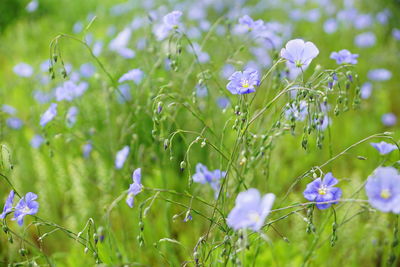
[323, 18, 337, 34]
[118, 69, 144, 84]
[55, 80, 88, 102]
[80, 63, 96, 78]
[2, 104, 16, 115]
[371, 142, 398, 155]
[382, 113, 397, 126]
[392, 28, 400, 41]
[285, 100, 308, 121]
[126, 168, 143, 208]
[226, 68, 260, 95]
[109, 27, 131, 51]
[361, 82, 373, 99]
[0, 190, 15, 219]
[221, 64, 235, 79]
[365, 167, 400, 213]
[13, 63, 33, 77]
[40, 103, 57, 127]
[66, 106, 78, 127]
[303, 173, 342, 210]
[216, 97, 230, 109]
[280, 39, 319, 69]
[115, 146, 130, 169]
[192, 163, 226, 197]
[226, 188, 275, 231]
[31, 134, 44, 149]
[330, 49, 358, 64]
[368, 69, 392, 81]
[82, 142, 93, 158]
[354, 32, 376, 48]
[6, 118, 23, 130]
[163, 11, 182, 28]
[13, 192, 39, 226]
[237, 15, 264, 35]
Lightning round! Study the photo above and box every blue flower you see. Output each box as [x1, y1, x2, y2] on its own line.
[382, 113, 397, 126]
[115, 146, 130, 169]
[280, 39, 319, 69]
[226, 68, 260, 95]
[285, 100, 308, 121]
[126, 168, 143, 208]
[192, 163, 226, 197]
[354, 32, 376, 48]
[118, 69, 144, 84]
[330, 49, 358, 64]
[163, 11, 182, 28]
[55, 80, 88, 101]
[371, 141, 398, 155]
[303, 173, 342, 210]
[227, 188, 275, 231]
[80, 63, 96, 78]
[216, 97, 230, 109]
[365, 167, 400, 213]
[237, 15, 264, 36]
[31, 134, 44, 148]
[368, 69, 392, 81]
[66, 106, 78, 127]
[40, 103, 57, 127]
[6, 118, 23, 130]
[82, 142, 93, 158]
[13, 192, 39, 226]
[0, 190, 15, 219]
[13, 63, 33, 77]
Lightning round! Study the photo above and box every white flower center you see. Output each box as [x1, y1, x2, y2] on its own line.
[23, 206, 31, 214]
[249, 211, 261, 223]
[318, 185, 328, 195]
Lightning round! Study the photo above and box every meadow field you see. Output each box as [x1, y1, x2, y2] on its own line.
[0, 0, 399, 266]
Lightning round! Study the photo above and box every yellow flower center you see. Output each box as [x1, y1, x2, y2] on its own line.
[249, 212, 261, 223]
[380, 189, 391, 199]
[242, 80, 250, 88]
[318, 185, 328, 195]
[23, 206, 31, 213]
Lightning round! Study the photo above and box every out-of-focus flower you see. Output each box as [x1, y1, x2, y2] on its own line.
[154, 11, 183, 41]
[1, 105, 16, 115]
[227, 188, 275, 231]
[323, 18, 337, 34]
[360, 82, 372, 99]
[55, 80, 88, 101]
[365, 167, 400, 213]
[0, 190, 15, 219]
[221, 64, 235, 79]
[40, 103, 57, 127]
[66, 106, 78, 127]
[80, 63, 96, 78]
[382, 113, 397, 126]
[192, 163, 226, 197]
[392, 28, 400, 41]
[226, 68, 260, 95]
[280, 39, 319, 69]
[354, 32, 376, 48]
[216, 97, 230, 109]
[126, 168, 143, 208]
[368, 69, 392, 81]
[118, 69, 144, 84]
[26, 0, 39, 12]
[82, 142, 93, 158]
[303, 173, 342, 209]
[115, 146, 130, 169]
[14, 192, 39, 226]
[370, 141, 398, 155]
[330, 49, 358, 64]
[6, 118, 23, 130]
[31, 134, 44, 149]
[285, 101, 308, 121]
[13, 63, 33, 77]
[237, 15, 264, 36]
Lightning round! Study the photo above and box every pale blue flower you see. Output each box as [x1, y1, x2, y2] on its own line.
[14, 192, 39, 226]
[371, 142, 398, 155]
[330, 49, 358, 64]
[280, 39, 319, 69]
[115, 146, 130, 169]
[365, 167, 400, 213]
[382, 113, 397, 126]
[13, 63, 33, 77]
[40, 103, 57, 127]
[118, 69, 144, 84]
[0, 190, 15, 219]
[226, 68, 260, 95]
[227, 188, 275, 231]
[303, 173, 342, 210]
[126, 168, 143, 208]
